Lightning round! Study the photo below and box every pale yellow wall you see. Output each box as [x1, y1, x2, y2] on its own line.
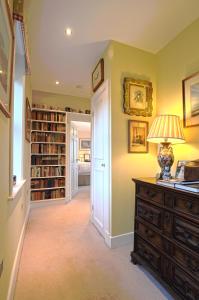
[32, 90, 90, 112]
[0, 2, 32, 299]
[110, 41, 158, 236]
[157, 18, 199, 173]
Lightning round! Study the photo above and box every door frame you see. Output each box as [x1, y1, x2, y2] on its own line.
[66, 112, 91, 201]
[91, 80, 112, 243]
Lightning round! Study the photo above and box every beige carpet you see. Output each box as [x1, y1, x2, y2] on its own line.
[14, 187, 173, 300]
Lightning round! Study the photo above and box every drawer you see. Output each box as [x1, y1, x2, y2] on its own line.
[136, 221, 163, 250]
[172, 265, 199, 300]
[174, 217, 199, 253]
[137, 199, 162, 228]
[173, 244, 199, 280]
[137, 184, 164, 204]
[165, 192, 199, 218]
[135, 235, 161, 272]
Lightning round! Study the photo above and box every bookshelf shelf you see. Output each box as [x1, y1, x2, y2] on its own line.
[32, 108, 66, 114]
[31, 186, 65, 191]
[32, 153, 66, 155]
[31, 165, 64, 167]
[31, 107, 66, 202]
[31, 142, 65, 145]
[31, 176, 65, 179]
[32, 119, 65, 124]
[32, 130, 65, 134]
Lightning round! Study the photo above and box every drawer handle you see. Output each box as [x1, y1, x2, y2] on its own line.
[145, 228, 155, 238]
[185, 256, 199, 273]
[186, 201, 193, 210]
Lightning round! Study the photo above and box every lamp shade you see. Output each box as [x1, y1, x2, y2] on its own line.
[147, 115, 185, 144]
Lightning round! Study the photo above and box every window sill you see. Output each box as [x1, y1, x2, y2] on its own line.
[8, 179, 26, 201]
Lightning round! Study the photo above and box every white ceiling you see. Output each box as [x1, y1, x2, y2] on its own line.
[25, 0, 199, 98]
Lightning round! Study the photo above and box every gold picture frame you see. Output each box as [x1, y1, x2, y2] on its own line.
[128, 120, 148, 153]
[25, 97, 31, 142]
[92, 58, 104, 92]
[182, 71, 199, 128]
[0, 0, 14, 118]
[123, 78, 153, 116]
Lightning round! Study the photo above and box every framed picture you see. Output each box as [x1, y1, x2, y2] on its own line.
[182, 72, 199, 127]
[0, 0, 14, 118]
[80, 139, 91, 150]
[92, 58, 104, 92]
[25, 97, 31, 142]
[128, 120, 148, 153]
[84, 154, 90, 162]
[123, 78, 153, 117]
[175, 160, 189, 179]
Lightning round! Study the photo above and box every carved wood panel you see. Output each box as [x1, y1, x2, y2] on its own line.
[136, 221, 163, 250]
[137, 184, 163, 204]
[174, 217, 199, 252]
[137, 200, 162, 228]
[173, 266, 199, 300]
[136, 236, 161, 272]
[173, 245, 199, 279]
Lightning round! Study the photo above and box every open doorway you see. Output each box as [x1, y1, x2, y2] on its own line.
[66, 112, 91, 202]
[70, 121, 91, 198]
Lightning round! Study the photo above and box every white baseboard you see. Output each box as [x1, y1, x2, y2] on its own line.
[105, 231, 134, 249]
[7, 204, 30, 300]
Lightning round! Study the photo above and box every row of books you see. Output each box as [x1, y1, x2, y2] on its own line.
[31, 144, 65, 154]
[31, 155, 65, 165]
[31, 178, 65, 189]
[31, 166, 65, 177]
[31, 188, 65, 201]
[32, 111, 65, 122]
[32, 122, 65, 132]
[32, 103, 65, 111]
[32, 132, 65, 143]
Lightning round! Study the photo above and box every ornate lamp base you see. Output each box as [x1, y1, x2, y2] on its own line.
[157, 143, 174, 180]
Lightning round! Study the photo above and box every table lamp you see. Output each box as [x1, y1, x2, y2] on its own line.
[147, 115, 185, 180]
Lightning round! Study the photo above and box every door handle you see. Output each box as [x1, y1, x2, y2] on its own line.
[101, 163, 105, 167]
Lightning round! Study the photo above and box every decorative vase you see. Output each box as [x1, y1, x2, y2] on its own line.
[157, 143, 174, 179]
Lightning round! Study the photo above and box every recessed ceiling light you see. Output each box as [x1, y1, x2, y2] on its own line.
[0, 70, 3, 74]
[55, 81, 60, 85]
[65, 27, 72, 36]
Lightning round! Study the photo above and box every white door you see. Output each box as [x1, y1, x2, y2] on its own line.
[91, 80, 110, 238]
[70, 125, 79, 197]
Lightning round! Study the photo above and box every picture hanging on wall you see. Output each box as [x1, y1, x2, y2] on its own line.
[92, 58, 104, 92]
[182, 71, 199, 127]
[80, 139, 91, 150]
[123, 78, 153, 117]
[25, 97, 31, 142]
[128, 120, 148, 153]
[0, 0, 14, 118]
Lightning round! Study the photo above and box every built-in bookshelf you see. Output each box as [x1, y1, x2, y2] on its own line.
[31, 107, 66, 202]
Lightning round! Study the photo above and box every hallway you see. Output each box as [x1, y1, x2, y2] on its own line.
[14, 188, 173, 300]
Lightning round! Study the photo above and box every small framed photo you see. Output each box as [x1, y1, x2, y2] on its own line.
[123, 78, 153, 117]
[84, 154, 90, 162]
[183, 72, 199, 127]
[92, 58, 104, 92]
[175, 160, 189, 179]
[128, 120, 148, 153]
[25, 97, 31, 142]
[80, 139, 91, 150]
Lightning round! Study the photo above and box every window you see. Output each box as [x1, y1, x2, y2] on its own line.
[12, 21, 25, 187]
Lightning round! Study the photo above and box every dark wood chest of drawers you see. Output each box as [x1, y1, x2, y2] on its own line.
[131, 178, 199, 300]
